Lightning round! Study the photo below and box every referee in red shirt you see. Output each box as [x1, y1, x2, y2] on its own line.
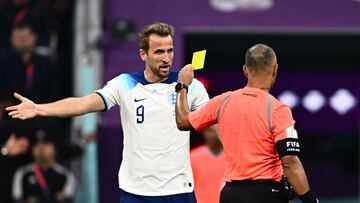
[175, 44, 319, 203]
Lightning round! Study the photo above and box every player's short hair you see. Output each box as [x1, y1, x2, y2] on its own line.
[139, 22, 175, 53]
[245, 44, 276, 73]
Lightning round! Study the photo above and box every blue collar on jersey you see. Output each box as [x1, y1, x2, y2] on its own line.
[129, 71, 179, 85]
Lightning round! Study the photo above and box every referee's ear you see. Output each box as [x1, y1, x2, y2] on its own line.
[272, 64, 278, 78]
[243, 65, 249, 78]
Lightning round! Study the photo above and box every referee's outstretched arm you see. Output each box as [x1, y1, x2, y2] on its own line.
[6, 92, 105, 119]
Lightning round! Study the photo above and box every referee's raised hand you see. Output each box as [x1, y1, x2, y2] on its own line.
[6, 92, 37, 120]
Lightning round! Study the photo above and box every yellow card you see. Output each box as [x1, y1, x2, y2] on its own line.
[191, 50, 207, 70]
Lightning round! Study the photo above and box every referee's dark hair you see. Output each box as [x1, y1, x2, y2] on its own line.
[245, 44, 276, 74]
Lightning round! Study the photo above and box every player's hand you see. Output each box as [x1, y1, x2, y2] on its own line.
[4, 134, 29, 156]
[178, 64, 194, 85]
[5, 93, 37, 120]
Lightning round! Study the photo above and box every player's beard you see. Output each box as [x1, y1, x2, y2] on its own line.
[149, 63, 171, 80]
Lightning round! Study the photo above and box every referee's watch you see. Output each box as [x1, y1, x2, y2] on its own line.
[175, 82, 188, 93]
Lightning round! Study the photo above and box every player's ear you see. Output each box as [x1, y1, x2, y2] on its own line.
[243, 65, 249, 78]
[139, 49, 147, 62]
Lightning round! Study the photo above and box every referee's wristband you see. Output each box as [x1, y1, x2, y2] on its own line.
[299, 190, 319, 203]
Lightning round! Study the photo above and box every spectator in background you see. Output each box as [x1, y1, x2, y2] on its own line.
[0, 22, 55, 138]
[0, 0, 53, 50]
[0, 128, 32, 203]
[0, 23, 59, 203]
[0, 22, 54, 104]
[1, 133, 29, 158]
[0, 22, 83, 161]
[12, 130, 76, 203]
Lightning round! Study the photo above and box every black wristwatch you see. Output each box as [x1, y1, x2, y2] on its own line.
[175, 82, 188, 93]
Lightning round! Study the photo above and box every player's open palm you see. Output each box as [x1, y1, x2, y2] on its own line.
[5, 93, 37, 120]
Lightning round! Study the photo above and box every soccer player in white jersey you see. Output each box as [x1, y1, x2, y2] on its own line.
[6, 22, 222, 203]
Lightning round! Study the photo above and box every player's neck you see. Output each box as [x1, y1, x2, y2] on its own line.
[144, 69, 168, 83]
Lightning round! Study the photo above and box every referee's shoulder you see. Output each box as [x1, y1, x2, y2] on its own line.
[270, 94, 292, 112]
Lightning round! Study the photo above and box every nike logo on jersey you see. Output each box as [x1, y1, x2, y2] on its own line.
[134, 98, 147, 102]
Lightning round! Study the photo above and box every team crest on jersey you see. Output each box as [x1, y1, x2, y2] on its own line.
[167, 91, 177, 106]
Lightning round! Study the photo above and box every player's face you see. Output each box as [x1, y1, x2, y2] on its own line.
[141, 34, 174, 80]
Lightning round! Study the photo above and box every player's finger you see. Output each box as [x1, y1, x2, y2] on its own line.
[17, 114, 26, 120]
[12, 114, 22, 119]
[8, 110, 19, 116]
[5, 105, 19, 111]
[10, 114, 21, 119]
[14, 92, 25, 102]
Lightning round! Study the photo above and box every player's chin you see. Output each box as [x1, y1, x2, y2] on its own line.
[159, 67, 171, 76]
[159, 72, 170, 79]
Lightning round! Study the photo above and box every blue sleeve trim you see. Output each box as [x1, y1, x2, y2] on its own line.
[95, 92, 109, 112]
[128, 71, 149, 85]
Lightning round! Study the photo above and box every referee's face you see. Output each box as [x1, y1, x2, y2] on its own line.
[141, 34, 174, 81]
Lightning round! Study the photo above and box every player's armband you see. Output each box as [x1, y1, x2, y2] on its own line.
[275, 138, 301, 158]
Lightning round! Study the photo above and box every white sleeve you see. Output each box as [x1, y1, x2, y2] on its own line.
[95, 76, 122, 111]
[189, 78, 210, 111]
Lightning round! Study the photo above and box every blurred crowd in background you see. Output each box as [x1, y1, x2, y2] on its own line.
[0, 1, 79, 203]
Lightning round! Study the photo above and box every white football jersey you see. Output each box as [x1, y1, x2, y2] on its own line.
[95, 71, 209, 196]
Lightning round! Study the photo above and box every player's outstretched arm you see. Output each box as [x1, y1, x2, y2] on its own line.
[6, 92, 105, 120]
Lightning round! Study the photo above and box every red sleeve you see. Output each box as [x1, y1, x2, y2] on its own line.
[272, 104, 296, 143]
[188, 92, 231, 131]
